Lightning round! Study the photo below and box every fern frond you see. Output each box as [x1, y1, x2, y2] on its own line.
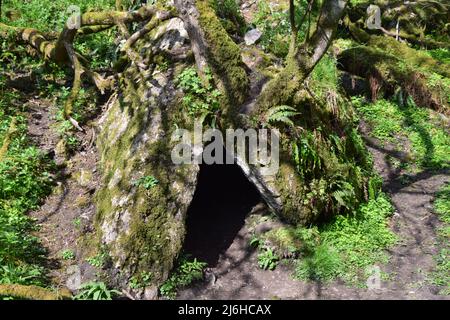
[266, 105, 300, 127]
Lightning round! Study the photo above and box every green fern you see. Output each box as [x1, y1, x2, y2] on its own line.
[266, 105, 300, 127]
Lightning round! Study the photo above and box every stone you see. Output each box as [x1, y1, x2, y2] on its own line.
[143, 286, 159, 300]
[75, 170, 93, 187]
[153, 17, 189, 53]
[244, 28, 263, 45]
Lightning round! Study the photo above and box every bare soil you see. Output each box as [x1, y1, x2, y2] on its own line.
[27, 97, 101, 287]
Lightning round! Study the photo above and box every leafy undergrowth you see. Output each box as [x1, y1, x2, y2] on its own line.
[0, 77, 55, 291]
[427, 48, 450, 65]
[74, 282, 121, 300]
[250, 193, 397, 286]
[2, 0, 116, 31]
[353, 97, 450, 171]
[159, 255, 208, 299]
[295, 194, 396, 284]
[254, 194, 396, 286]
[353, 95, 449, 293]
[430, 183, 450, 295]
[252, 0, 321, 58]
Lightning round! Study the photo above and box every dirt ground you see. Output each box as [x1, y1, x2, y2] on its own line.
[27, 98, 101, 286]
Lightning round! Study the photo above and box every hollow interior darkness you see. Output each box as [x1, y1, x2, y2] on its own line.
[183, 163, 261, 266]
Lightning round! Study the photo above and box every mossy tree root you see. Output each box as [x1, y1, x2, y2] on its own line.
[338, 45, 450, 114]
[121, 10, 174, 69]
[253, 0, 348, 116]
[0, 4, 173, 128]
[0, 284, 72, 300]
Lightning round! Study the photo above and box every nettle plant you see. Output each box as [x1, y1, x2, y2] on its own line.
[133, 175, 159, 190]
[176, 67, 221, 124]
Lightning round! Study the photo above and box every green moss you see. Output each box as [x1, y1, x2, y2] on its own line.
[209, 0, 246, 36]
[368, 36, 450, 79]
[92, 35, 198, 286]
[263, 226, 304, 257]
[339, 45, 450, 113]
[196, 0, 249, 121]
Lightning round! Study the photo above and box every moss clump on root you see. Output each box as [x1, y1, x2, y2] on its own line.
[338, 44, 450, 114]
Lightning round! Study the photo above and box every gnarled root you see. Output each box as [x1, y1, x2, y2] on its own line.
[0, 284, 72, 300]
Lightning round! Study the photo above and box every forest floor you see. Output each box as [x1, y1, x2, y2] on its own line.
[177, 122, 449, 300]
[27, 97, 101, 287]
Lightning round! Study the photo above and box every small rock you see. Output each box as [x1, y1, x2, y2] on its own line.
[76, 170, 93, 187]
[143, 286, 159, 300]
[245, 29, 262, 46]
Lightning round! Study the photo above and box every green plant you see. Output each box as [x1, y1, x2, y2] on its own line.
[429, 183, 450, 295]
[258, 247, 279, 271]
[74, 282, 121, 300]
[430, 248, 450, 295]
[265, 105, 300, 127]
[61, 249, 75, 260]
[86, 251, 108, 268]
[296, 243, 342, 281]
[133, 175, 159, 190]
[159, 255, 207, 299]
[249, 235, 262, 249]
[434, 183, 450, 224]
[129, 271, 153, 290]
[291, 132, 322, 178]
[210, 0, 246, 35]
[252, 0, 318, 57]
[176, 67, 221, 123]
[295, 194, 397, 284]
[73, 217, 81, 228]
[0, 264, 46, 286]
[355, 98, 450, 170]
[252, 0, 291, 57]
[0, 78, 55, 287]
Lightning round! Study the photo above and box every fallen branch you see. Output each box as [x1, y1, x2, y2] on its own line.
[121, 10, 174, 68]
[63, 42, 83, 131]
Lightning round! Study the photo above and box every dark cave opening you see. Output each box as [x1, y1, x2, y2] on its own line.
[183, 162, 262, 267]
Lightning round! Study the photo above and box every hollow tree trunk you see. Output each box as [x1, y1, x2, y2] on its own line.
[91, 1, 355, 299]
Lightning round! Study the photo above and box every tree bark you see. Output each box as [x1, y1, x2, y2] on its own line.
[253, 0, 348, 115]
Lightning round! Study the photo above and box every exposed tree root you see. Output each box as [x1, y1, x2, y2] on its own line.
[338, 44, 449, 114]
[0, 284, 72, 300]
[0, 4, 173, 129]
[347, 0, 449, 49]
